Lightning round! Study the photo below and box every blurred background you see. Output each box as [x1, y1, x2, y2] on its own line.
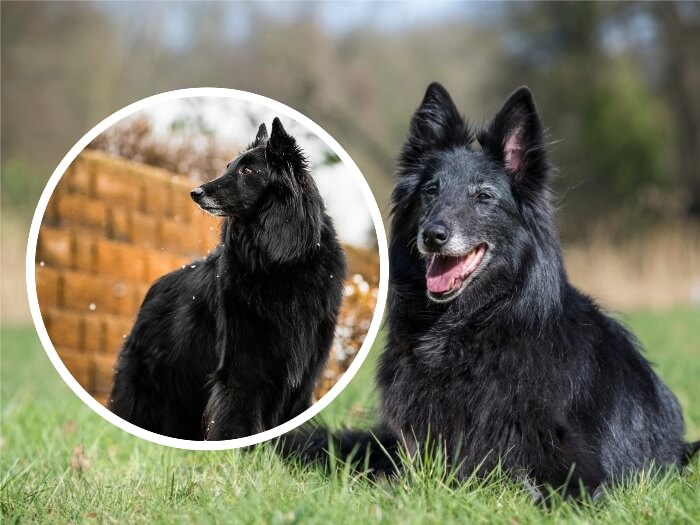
[2, 5, 699, 518]
[89, 98, 376, 247]
[3, 1, 700, 320]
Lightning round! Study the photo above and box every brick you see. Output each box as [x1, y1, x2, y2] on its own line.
[62, 271, 104, 312]
[57, 194, 107, 233]
[63, 270, 134, 316]
[73, 234, 96, 272]
[95, 169, 143, 209]
[105, 280, 138, 317]
[43, 194, 60, 225]
[52, 171, 72, 198]
[146, 250, 176, 282]
[130, 212, 159, 249]
[37, 228, 73, 268]
[195, 231, 218, 255]
[109, 206, 131, 242]
[190, 213, 221, 253]
[143, 179, 171, 217]
[83, 314, 103, 353]
[187, 234, 210, 256]
[70, 160, 95, 195]
[206, 221, 221, 251]
[132, 283, 151, 312]
[45, 309, 83, 349]
[36, 267, 61, 307]
[93, 354, 117, 396]
[95, 239, 147, 282]
[159, 219, 197, 255]
[58, 348, 92, 389]
[188, 198, 207, 225]
[103, 316, 133, 356]
[169, 184, 192, 222]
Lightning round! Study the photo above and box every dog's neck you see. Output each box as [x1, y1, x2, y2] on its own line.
[218, 198, 324, 275]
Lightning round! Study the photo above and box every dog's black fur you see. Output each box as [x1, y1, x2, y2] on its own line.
[109, 118, 346, 440]
[281, 84, 698, 497]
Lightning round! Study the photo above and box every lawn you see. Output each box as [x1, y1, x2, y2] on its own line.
[1, 309, 699, 524]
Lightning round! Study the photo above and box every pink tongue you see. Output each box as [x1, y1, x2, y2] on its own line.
[426, 256, 466, 293]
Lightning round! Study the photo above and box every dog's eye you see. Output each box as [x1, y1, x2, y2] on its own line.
[239, 166, 252, 175]
[477, 192, 493, 202]
[424, 186, 438, 196]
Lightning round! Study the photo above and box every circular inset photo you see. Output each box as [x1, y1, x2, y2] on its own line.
[27, 89, 388, 450]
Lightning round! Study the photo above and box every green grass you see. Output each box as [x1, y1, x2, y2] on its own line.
[2, 309, 699, 524]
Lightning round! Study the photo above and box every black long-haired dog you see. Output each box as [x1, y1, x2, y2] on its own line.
[282, 84, 698, 497]
[110, 118, 346, 440]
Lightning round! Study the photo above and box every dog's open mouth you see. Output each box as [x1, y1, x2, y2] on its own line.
[426, 244, 487, 301]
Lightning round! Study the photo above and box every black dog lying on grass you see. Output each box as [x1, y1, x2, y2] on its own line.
[282, 84, 699, 498]
[110, 118, 346, 440]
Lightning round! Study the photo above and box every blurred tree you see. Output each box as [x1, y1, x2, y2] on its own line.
[650, 2, 700, 216]
[88, 115, 238, 181]
[495, 2, 693, 238]
[580, 62, 670, 202]
[2, 1, 698, 232]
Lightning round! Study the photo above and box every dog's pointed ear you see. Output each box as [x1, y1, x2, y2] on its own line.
[254, 123, 268, 146]
[246, 123, 269, 149]
[410, 83, 463, 144]
[266, 117, 307, 178]
[399, 83, 473, 171]
[410, 83, 472, 149]
[478, 87, 549, 187]
[267, 117, 295, 155]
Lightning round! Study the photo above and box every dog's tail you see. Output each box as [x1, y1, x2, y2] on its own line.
[683, 440, 700, 465]
[277, 424, 401, 477]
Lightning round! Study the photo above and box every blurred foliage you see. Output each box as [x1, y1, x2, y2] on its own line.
[494, 1, 700, 238]
[1, 160, 47, 216]
[580, 63, 669, 200]
[2, 2, 699, 238]
[88, 116, 238, 182]
[316, 272, 378, 398]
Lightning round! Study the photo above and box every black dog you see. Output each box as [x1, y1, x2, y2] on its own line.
[110, 118, 346, 440]
[282, 84, 698, 497]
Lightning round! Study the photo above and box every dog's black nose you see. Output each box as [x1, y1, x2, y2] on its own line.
[190, 187, 204, 202]
[422, 221, 450, 249]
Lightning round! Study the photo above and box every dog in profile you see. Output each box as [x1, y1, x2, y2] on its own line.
[110, 118, 346, 440]
[282, 84, 698, 498]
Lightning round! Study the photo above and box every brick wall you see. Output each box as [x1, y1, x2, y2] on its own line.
[36, 149, 378, 406]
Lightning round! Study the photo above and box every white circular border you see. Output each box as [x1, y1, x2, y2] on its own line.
[26, 88, 389, 451]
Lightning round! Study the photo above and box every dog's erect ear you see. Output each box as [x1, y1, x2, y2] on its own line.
[478, 87, 549, 188]
[246, 123, 269, 150]
[401, 83, 473, 168]
[392, 83, 471, 218]
[267, 117, 295, 156]
[254, 123, 268, 146]
[266, 117, 308, 179]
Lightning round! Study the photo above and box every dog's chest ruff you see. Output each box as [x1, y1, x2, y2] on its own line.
[380, 326, 567, 471]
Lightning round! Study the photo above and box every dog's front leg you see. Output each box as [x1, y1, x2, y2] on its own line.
[202, 315, 265, 440]
[202, 376, 264, 440]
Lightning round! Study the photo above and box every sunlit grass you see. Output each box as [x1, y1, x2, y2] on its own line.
[1, 309, 699, 524]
